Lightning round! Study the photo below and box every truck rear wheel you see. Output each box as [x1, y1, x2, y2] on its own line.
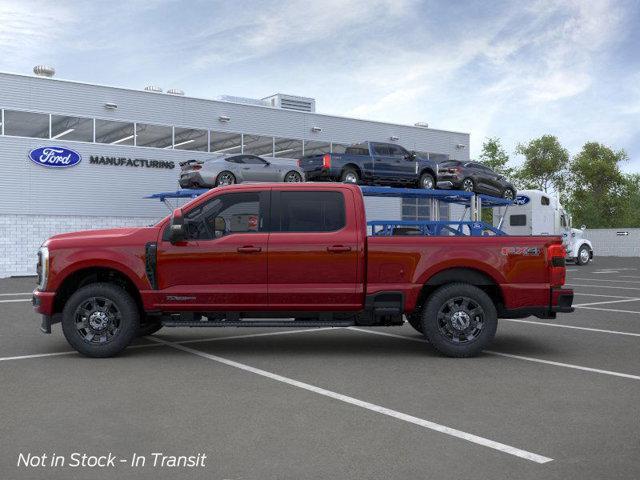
[341, 168, 359, 184]
[61, 283, 140, 358]
[421, 283, 497, 357]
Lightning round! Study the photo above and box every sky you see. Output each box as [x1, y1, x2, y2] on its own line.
[1, 0, 639, 171]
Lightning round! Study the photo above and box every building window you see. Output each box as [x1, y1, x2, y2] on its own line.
[243, 134, 274, 156]
[273, 137, 303, 159]
[3, 110, 50, 139]
[95, 119, 135, 145]
[173, 127, 208, 151]
[135, 123, 173, 148]
[303, 140, 331, 156]
[50, 114, 94, 142]
[210, 131, 242, 154]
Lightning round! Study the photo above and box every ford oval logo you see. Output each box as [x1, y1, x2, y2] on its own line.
[28, 146, 82, 168]
[514, 195, 530, 205]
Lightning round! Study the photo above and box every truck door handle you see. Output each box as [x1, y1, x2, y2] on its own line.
[237, 246, 262, 253]
[327, 245, 351, 253]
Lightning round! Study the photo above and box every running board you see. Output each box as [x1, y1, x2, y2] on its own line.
[161, 320, 355, 328]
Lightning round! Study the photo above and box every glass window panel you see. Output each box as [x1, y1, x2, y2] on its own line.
[303, 140, 331, 156]
[173, 127, 208, 151]
[273, 137, 303, 159]
[278, 192, 345, 232]
[210, 131, 242, 154]
[243, 134, 274, 156]
[51, 115, 93, 142]
[95, 119, 135, 145]
[135, 123, 172, 148]
[4, 110, 49, 138]
[331, 143, 349, 154]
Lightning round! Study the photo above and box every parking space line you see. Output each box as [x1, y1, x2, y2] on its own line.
[573, 292, 639, 299]
[348, 328, 640, 381]
[149, 336, 553, 464]
[0, 298, 31, 303]
[0, 292, 33, 296]
[0, 327, 336, 362]
[566, 284, 640, 291]
[572, 278, 640, 284]
[502, 318, 640, 337]
[574, 306, 640, 315]
[573, 298, 640, 307]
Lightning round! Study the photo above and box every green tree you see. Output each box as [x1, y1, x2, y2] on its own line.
[515, 135, 569, 193]
[619, 174, 640, 227]
[566, 142, 628, 228]
[479, 137, 514, 177]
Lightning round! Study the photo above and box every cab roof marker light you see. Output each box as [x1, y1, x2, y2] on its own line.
[51, 128, 74, 139]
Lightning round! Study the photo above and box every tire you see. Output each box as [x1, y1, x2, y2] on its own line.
[341, 168, 359, 184]
[61, 283, 140, 358]
[502, 188, 515, 200]
[284, 171, 303, 182]
[419, 172, 435, 190]
[421, 283, 497, 358]
[461, 178, 475, 192]
[215, 171, 236, 187]
[576, 245, 591, 265]
[407, 313, 423, 333]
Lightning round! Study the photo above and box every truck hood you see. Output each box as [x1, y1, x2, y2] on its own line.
[43, 226, 159, 249]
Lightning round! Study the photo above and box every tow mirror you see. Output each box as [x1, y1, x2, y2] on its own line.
[213, 216, 226, 238]
[581, 224, 586, 230]
[169, 208, 186, 244]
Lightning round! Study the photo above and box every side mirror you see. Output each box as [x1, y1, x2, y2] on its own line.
[581, 224, 586, 230]
[169, 208, 186, 244]
[213, 217, 226, 238]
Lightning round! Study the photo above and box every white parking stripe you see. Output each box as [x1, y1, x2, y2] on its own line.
[0, 292, 33, 296]
[502, 319, 640, 337]
[575, 306, 640, 315]
[0, 327, 336, 362]
[0, 299, 31, 303]
[566, 284, 640, 291]
[149, 336, 553, 464]
[573, 298, 640, 307]
[572, 278, 640, 284]
[348, 328, 640, 381]
[574, 292, 640, 299]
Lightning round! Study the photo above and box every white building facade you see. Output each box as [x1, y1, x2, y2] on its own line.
[0, 71, 470, 277]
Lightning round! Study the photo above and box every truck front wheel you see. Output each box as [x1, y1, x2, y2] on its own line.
[576, 245, 591, 265]
[421, 283, 497, 357]
[61, 283, 140, 358]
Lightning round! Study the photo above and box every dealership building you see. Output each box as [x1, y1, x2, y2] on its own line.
[0, 68, 470, 277]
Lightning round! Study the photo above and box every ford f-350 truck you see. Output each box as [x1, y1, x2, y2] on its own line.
[33, 183, 574, 358]
[299, 142, 439, 189]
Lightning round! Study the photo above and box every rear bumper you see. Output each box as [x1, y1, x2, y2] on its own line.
[303, 167, 337, 181]
[436, 177, 463, 190]
[500, 288, 574, 319]
[179, 171, 207, 188]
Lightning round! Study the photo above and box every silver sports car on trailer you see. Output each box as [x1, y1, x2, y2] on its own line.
[179, 154, 305, 188]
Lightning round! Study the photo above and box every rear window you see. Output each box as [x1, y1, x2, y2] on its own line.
[277, 191, 345, 232]
[439, 160, 461, 167]
[510, 214, 527, 226]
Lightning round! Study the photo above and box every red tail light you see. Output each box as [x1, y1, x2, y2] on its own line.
[322, 153, 331, 169]
[548, 244, 566, 287]
[297, 159, 302, 167]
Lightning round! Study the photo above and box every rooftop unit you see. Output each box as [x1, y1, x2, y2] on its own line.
[262, 93, 316, 113]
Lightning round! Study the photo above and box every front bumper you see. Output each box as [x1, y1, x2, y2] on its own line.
[33, 290, 58, 334]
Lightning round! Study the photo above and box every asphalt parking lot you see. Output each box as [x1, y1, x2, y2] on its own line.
[2, 257, 640, 480]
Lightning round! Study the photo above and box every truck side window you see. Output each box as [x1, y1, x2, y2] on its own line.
[510, 214, 527, 226]
[541, 196, 550, 205]
[372, 144, 390, 156]
[277, 191, 345, 232]
[183, 192, 262, 239]
[387, 145, 405, 157]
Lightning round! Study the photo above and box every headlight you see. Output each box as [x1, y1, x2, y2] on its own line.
[37, 247, 49, 290]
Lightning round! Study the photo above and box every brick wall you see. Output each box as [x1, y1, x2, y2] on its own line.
[0, 214, 158, 277]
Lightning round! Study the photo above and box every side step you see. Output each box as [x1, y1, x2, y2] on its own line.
[161, 320, 355, 328]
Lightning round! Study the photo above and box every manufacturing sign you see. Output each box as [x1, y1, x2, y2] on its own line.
[28, 146, 82, 168]
[89, 156, 175, 169]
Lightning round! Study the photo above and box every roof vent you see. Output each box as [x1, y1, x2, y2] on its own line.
[414, 122, 429, 128]
[144, 85, 163, 93]
[33, 65, 55, 78]
[167, 88, 185, 96]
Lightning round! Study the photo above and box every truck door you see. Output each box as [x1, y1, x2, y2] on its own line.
[267, 189, 361, 310]
[370, 143, 394, 182]
[155, 190, 270, 309]
[387, 144, 417, 184]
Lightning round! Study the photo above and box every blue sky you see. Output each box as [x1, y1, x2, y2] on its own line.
[1, 0, 639, 171]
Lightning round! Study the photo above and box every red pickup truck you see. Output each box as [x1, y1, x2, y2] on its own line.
[33, 183, 573, 358]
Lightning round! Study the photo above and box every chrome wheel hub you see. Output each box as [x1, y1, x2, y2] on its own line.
[450, 311, 471, 330]
[88, 311, 109, 331]
[580, 248, 589, 262]
[345, 173, 357, 183]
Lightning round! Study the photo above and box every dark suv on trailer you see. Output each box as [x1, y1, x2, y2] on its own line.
[436, 160, 516, 199]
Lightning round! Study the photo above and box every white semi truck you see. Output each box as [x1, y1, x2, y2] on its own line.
[494, 189, 594, 265]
